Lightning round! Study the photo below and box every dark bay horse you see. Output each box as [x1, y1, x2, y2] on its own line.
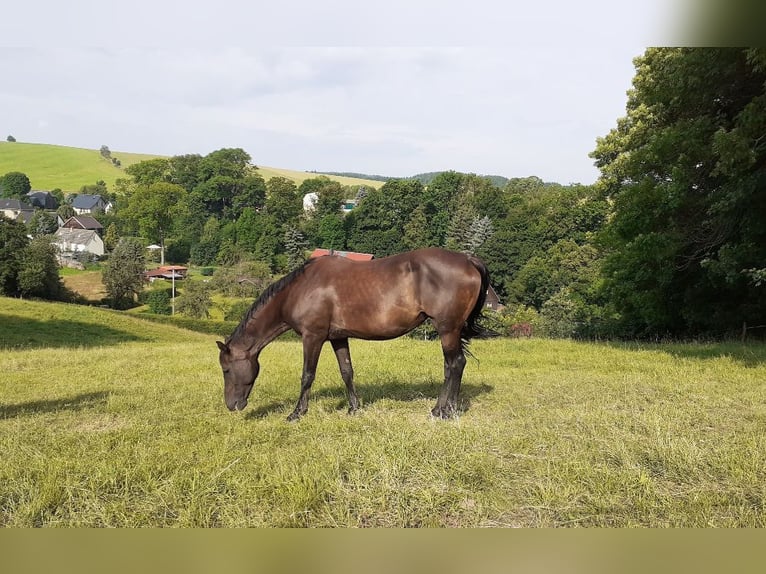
[216, 248, 497, 420]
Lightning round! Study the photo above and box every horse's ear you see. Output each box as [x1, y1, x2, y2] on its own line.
[216, 341, 229, 353]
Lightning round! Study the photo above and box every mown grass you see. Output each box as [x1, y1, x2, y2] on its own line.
[2, 297, 766, 527]
[0, 141, 381, 192]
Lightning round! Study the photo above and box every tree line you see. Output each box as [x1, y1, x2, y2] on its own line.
[2, 48, 764, 339]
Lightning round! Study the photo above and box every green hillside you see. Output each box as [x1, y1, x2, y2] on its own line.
[0, 141, 381, 193]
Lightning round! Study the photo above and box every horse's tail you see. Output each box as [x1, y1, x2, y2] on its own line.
[462, 255, 501, 350]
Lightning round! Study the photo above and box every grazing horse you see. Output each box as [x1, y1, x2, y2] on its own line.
[216, 248, 496, 420]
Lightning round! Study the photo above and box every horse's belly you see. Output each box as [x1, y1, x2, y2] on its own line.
[330, 308, 425, 340]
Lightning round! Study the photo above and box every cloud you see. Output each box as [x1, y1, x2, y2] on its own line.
[0, 0, 679, 183]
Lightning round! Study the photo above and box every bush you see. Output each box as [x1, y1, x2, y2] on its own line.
[224, 299, 252, 322]
[200, 267, 215, 277]
[500, 305, 542, 338]
[146, 288, 172, 315]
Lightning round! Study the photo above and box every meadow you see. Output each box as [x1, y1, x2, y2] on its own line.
[0, 141, 381, 192]
[2, 296, 766, 527]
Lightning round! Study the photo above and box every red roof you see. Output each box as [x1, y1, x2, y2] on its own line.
[157, 265, 188, 274]
[309, 248, 374, 261]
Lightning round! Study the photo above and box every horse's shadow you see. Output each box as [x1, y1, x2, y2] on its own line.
[0, 391, 110, 418]
[245, 379, 494, 420]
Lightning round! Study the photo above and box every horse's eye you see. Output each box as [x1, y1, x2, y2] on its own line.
[222, 369, 230, 374]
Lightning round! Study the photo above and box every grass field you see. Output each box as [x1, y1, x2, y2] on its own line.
[0, 141, 381, 192]
[2, 297, 766, 527]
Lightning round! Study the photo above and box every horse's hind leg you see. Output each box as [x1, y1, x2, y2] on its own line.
[331, 338, 360, 414]
[432, 330, 466, 419]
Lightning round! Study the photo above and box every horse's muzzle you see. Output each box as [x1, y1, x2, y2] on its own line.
[227, 399, 248, 411]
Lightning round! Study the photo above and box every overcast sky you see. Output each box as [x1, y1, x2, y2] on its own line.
[1, 1, 681, 184]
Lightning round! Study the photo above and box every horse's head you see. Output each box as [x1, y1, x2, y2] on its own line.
[216, 341, 260, 411]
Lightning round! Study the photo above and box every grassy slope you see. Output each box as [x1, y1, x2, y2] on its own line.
[2, 297, 766, 526]
[0, 141, 381, 192]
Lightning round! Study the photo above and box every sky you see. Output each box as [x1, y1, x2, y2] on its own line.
[0, 1, 681, 185]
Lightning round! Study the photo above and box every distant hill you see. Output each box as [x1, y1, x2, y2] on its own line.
[0, 142, 383, 193]
[321, 170, 511, 188]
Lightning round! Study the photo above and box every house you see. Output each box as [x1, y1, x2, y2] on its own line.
[53, 228, 105, 257]
[71, 194, 112, 215]
[143, 265, 188, 282]
[26, 191, 59, 210]
[309, 248, 374, 261]
[484, 284, 504, 312]
[0, 198, 35, 223]
[61, 215, 104, 235]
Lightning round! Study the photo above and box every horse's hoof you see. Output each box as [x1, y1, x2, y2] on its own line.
[431, 406, 456, 419]
[286, 412, 301, 422]
[347, 407, 358, 415]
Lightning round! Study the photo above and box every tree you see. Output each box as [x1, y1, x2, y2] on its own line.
[100, 145, 112, 159]
[104, 223, 119, 252]
[445, 197, 478, 252]
[176, 280, 212, 319]
[0, 171, 31, 200]
[119, 181, 188, 263]
[265, 177, 302, 231]
[6, 135, 16, 142]
[57, 203, 75, 221]
[284, 227, 308, 271]
[199, 148, 252, 181]
[27, 210, 57, 237]
[465, 215, 494, 254]
[591, 48, 766, 336]
[346, 179, 425, 257]
[18, 236, 65, 300]
[124, 158, 171, 187]
[0, 216, 29, 295]
[102, 238, 145, 309]
[402, 205, 432, 250]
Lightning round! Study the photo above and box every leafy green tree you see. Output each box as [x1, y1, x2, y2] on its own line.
[346, 179, 425, 257]
[0, 171, 31, 200]
[17, 236, 65, 300]
[6, 135, 16, 142]
[402, 205, 431, 250]
[190, 217, 223, 266]
[265, 177, 302, 232]
[119, 182, 188, 263]
[176, 280, 212, 319]
[79, 180, 108, 196]
[0, 216, 29, 295]
[167, 154, 203, 191]
[104, 223, 119, 252]
[124, 158, 171, 187]
[57, 203, 75, 221]
[315, 215, 345, 250]
[253, 216, 279, 269]
[102, 238, 145, 309]
[591, 48, 766, 336]
[199, 148, 252, 181]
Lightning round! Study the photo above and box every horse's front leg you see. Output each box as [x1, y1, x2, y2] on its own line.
[288, 335, 324, 421]
[331, 338, 360, 414]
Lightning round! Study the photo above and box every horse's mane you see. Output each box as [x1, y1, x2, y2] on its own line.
[226, 257, 318, 344]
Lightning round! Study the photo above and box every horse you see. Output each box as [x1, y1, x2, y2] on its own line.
[216, 247, 497, 420]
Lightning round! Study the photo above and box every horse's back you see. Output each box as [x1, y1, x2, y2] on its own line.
[284, 249, 483, 339]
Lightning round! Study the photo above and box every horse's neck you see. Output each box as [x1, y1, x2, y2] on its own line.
[242, 297, 290, 354]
